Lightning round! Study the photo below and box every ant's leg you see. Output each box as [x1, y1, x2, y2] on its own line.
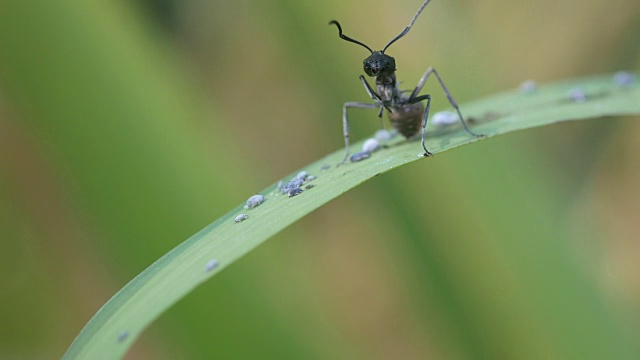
[360, 76, 391, 131]
[359, 75, 392, 112]
[341, 102, 378, 164]
[359, 75, 392, 131]
[408, 94, 433, 157]
[377, 106, 386, 130]
[410, 67, 483, 137]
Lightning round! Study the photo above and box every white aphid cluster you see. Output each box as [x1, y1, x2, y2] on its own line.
[277, 170, 317, 197]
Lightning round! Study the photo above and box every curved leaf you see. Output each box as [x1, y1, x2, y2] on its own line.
[64, 73, 640, 359]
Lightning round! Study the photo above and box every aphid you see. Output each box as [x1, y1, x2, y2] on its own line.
[374, 129, 393, 141]
[431, 111, 458, 125]
[117, 331, 129, 343]
[305, 175, 317, 183]
[288, 187, 303, 197]
[281, 178, 304, 194]
[362, 138, 380, 152]
[320, 164, 331, 171]
[295, 171, 308, 181]
[569, 88, 587, 103]
[244, 194, 265, 209]
[350, 151, 371, 162]
[234, 214, 248, 223]
[329, 0, 482, 163]
[205, 259, 219, 272]
[613, 71, 635, 87]
[305, 184, 316, 190]
[519, 79, 537, 94]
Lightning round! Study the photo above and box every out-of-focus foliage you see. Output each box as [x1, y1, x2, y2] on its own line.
[1, 0, 639, 359]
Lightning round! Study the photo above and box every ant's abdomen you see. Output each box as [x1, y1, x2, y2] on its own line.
[389, 102, 424, 138]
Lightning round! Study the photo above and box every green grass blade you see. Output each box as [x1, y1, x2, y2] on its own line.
[64, 74, 640, 359]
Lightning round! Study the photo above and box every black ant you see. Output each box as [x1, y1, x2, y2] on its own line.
[329, 0, 483, 164]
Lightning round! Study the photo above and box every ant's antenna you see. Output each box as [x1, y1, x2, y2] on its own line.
[382, 0, 432, 53]
[328, 20, 374, 54]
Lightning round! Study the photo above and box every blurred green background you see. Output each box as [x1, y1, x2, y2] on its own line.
[1, 0, 640, 358]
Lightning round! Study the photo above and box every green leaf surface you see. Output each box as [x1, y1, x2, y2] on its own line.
[64, 74, 640, 359]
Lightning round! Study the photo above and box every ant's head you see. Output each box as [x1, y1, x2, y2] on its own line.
[363, 51, 396, 77]
[330, 1, 432, 77]
[328, 20, 411, 78]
